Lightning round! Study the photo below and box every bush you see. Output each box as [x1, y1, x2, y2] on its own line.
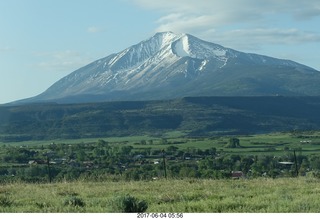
[63, 196, 86, 207]
[110, 194, 148, 213]
[226, 138, 240, 148]
[0, 195, 13, 207]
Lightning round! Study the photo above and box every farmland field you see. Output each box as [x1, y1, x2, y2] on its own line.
[2, 130, 320, 155]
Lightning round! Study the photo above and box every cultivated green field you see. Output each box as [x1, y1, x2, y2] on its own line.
[2, 130, 320, 155]
[1, 177, 320, 213]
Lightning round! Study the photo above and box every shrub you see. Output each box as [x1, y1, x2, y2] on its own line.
[110, 194, 148, 213]
[0, 195, 13, 207]
[63, 196, 85, 207]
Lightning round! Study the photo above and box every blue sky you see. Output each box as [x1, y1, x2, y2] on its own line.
[1, 0, 320, 104]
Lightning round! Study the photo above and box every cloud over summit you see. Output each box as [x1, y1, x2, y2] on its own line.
[133, 0, 320, 48]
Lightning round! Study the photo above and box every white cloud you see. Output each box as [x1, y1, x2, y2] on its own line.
[33, 50, 93, 73]
[204, 28, 320, 50]
[87, 26, 104, 33]
[133, 0, 320, 48]
[134, 0, 265, 26]
[156, 13, 217, 33]
[133, 0, 320, 20]
[0, 46, 14, 53]
[133, 0, 320, 30]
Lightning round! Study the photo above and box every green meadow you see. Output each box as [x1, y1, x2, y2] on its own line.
[1, 177, 320, 213]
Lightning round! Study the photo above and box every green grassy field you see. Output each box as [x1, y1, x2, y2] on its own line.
[1, 177, 320, 213]
[3, 130, 320, 153]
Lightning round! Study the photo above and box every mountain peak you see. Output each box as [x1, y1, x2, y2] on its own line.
[152, 31, 182, 39]
[148, 32, 228, 59]
[16, 32, 320, 104]
[144, 31, 185, 53]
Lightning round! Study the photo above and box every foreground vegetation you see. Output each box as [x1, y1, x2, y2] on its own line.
[1, 177, 320, 213]
[1, 130, 320, 212]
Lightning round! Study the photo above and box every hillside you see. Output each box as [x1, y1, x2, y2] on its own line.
[1, 96, 320, 141]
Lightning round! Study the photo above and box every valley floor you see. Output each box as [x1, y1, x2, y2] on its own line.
[1, 177, 320, 213]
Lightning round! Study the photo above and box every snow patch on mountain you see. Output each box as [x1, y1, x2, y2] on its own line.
[157, 32, 182, 49]
[173, 35, 190, 57]
[199, 60, 208, 71]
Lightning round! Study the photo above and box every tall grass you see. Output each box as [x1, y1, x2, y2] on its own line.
[1, 177, 320, 213]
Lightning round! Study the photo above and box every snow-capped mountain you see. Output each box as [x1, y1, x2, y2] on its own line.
[21, 32, 320, 104]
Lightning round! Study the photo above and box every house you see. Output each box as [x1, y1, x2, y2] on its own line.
[167, 156, 176, 160]
[231, 171, 245, 179]
[133, 154, 144, 160]
[83, 161, 94, 168]
[300, 140, 312, 144]
[28, 159, 46, 165]
[68, 160, 80, 167]
[53, 158, 67, 164]
[28, 160, 37, 165]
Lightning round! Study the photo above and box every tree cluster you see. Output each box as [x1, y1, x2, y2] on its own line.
[0, 140, 320, 183]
